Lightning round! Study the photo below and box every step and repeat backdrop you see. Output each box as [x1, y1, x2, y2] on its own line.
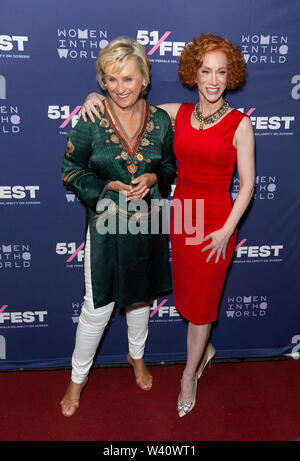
[1, 0, 300, 369]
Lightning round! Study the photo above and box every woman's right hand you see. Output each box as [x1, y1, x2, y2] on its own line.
[107, 180, 133, 196]
[79, 92, 105, 123]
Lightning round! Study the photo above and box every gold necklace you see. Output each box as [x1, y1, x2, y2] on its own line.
[193, 100, 229, 130]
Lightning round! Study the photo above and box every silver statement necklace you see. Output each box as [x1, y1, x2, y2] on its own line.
[193, 99, 229, 130]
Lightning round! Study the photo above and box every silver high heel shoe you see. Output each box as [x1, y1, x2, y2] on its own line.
[177, 377, 198, 418]
[177, 343, 216, 418]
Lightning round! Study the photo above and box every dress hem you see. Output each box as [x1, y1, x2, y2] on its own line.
[175, 304, 217, 325]
[93, 286, 173, 310]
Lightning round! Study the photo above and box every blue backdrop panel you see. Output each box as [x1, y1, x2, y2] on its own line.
[0, 0, 299, 369]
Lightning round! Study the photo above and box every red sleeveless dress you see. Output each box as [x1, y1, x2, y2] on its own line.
[170, 103, 247, 325]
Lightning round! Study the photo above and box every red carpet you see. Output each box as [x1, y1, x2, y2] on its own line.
[0, 358, 299, 441]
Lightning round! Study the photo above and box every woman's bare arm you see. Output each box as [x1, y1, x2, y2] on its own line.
[79, 93, 181, 123]
[201, 115, 255, 263]
[223, 115, 256, 235]
[157, 103, 181, 122]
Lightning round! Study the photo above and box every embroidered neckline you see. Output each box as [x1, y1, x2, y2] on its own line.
[104, 98, 149, 157]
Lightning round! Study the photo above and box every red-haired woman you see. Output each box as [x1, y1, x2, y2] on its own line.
[80, 33, 255, 417]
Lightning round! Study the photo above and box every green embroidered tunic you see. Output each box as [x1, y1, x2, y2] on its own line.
[62, 100, 176, 309]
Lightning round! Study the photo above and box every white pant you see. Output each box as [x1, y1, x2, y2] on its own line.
[71, 228, 150, 384]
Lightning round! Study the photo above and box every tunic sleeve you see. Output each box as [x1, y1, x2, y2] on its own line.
[156, 114, 177, 198]
[61, 118, 110, 211]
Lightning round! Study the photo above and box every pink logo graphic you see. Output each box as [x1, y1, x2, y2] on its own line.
[66, 243, 85, 262]
[150, 298, 168, 318]
[59, 105, 81, 129]
[0, 305, 8, 315]
[236, 239, 247, 250]
[147, 31, 171, 55]
[246, 108, 256, 116]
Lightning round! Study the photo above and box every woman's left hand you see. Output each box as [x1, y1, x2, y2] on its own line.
[126, 173, 157, 201]
[201, 227, 233, 263]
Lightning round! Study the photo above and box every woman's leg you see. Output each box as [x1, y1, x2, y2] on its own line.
[71, 300, 115, 384]
[179, 321, 211, 402]
[61, 227, 115, 416]
[61, 301, 115, 416]
[126, 305, 152, 390]
[126, 305, 150, 359]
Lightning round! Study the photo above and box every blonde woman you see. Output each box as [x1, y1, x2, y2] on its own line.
[60, 37, 176, 416]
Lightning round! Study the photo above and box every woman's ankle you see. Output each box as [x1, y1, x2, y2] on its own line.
[182, 369, 196, 381]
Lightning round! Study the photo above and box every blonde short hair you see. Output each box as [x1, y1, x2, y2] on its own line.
[95, 36, 151, 96]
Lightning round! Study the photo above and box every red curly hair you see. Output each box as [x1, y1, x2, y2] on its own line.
[178, 33, 246, 90]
